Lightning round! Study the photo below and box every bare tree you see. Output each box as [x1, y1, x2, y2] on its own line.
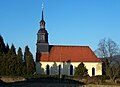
[95, 38, 120, 82]
[95, 38, 119, 58]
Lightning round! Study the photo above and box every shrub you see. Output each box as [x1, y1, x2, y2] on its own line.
[74, 62, 88, 78]
[84, 75, 110, 84]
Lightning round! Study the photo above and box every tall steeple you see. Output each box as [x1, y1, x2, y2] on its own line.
[40, 0, 45, 29]
[36, 0, 49, 53]
[41, 0, 44, 20]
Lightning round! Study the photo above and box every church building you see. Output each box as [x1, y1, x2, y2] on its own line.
[36, 2, 102, 76]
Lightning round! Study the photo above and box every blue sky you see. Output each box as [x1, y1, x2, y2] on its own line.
[0, 0, 120, 58]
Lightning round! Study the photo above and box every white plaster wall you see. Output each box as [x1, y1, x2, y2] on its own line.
[71, 62, 102, 76]
[36, 62, 102, 76]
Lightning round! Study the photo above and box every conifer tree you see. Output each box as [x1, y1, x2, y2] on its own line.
[24, 46, 35, 75]
[5, 44, 17, 75]
[75, 62, 88, 77]
[0, 51, 3, 75]
[17, 47, 23, 64]
[0, 35, 5, 53]
[5, 43, 9, 53]
[4, 51, 9, 75]
[0, 35, 36, 76]
[11, 44, 16, 55]
[16, 47, 23, 75]
[0, 35, 6, 75]
[0, 53, 6, 75]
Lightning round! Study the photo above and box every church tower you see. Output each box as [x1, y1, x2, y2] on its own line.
[36, 0, 49, 54]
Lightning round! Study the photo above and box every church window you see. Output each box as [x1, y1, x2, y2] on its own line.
[92, 67, 95, 76]
[58, 65, 61, 76]
[70, 65, 73, 75]
[41, 35, 45, 40]
[46, 65, 50, 75]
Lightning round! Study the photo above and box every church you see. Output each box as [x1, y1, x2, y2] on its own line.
[36, 2, 102, 76]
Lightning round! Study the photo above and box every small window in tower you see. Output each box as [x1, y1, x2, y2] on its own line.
[41, 35, 45, 40]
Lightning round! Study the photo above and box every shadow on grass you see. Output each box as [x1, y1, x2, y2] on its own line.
[0, 77, 86, 87]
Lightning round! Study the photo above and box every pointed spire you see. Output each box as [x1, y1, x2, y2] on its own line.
[40, 0, 45, 29]
[42, 0, 44, 20]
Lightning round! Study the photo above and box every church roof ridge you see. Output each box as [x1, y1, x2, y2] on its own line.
[50, 45, 89, 47]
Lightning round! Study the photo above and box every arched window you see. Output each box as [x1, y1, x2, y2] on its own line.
[70, 65, 73, 75]
[92, 67, 95, 76]
[46, 65, 50, 75]
[58, 65, 61, 76]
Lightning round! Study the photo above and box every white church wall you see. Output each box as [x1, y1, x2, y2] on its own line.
[36, 62, 102, 76]
[71, 62, 102, 76]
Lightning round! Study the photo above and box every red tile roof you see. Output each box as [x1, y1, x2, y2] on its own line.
[37, 45, 101, 62]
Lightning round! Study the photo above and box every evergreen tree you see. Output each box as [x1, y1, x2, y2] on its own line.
[4, 51, 10, 75]
[24, 46, 35, 75]
[75, 62, 88, 77]
[5, 43, 9, 53]
[0, 51, 3, 75]
[17, 47, 23, 64]
[0, 35, 6, 75]
[16, 47, 23, 76]
[5, 44, 17, 76]
[0, 35, 5, 53]
[0, 53, 6, 75]
[11, 44, 16, 55]
[0, 35, 35, 76]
